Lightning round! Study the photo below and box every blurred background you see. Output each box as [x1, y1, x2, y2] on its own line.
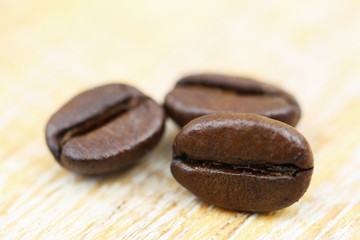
[1, 0, 360, 239]
[2, 0, 359, 98]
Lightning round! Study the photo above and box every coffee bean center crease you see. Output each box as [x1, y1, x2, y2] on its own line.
[178, 81, 295, 105]
[180, 84, 265, 96]
[56, 96, 148, 155]
[174, 158, 313, 177]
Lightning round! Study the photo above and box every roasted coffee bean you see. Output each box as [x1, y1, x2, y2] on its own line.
[171, 113, 313, 212]
[46, 83, 165, 175]
[165, 74, 301, 127]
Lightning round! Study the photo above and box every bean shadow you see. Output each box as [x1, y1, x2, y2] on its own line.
[196, 199, 296, 219]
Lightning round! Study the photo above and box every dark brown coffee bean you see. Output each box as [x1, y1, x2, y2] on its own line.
[165, 74, 301, 127]
[171, 113, 313, 212]
[46, 83, 165, 175]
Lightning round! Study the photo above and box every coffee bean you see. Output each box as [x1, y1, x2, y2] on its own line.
[46, 83, 165, 175]
[165, 74, 301, 127]
[171, 113, 313, 212]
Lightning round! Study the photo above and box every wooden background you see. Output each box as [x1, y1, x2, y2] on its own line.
[1, 0, 360, 239]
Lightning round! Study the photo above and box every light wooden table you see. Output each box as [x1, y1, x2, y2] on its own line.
[1, 0, 360, 239]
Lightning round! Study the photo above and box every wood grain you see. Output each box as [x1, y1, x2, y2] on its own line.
[1, 0, 360, 239]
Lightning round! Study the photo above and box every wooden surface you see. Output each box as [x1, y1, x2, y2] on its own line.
[1, 0, 360, 239]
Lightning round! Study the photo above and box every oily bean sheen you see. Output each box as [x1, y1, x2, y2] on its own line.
[46, 83, 165, 175]
[171, 113, 313, 212]
[165, 74, 301, 127]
